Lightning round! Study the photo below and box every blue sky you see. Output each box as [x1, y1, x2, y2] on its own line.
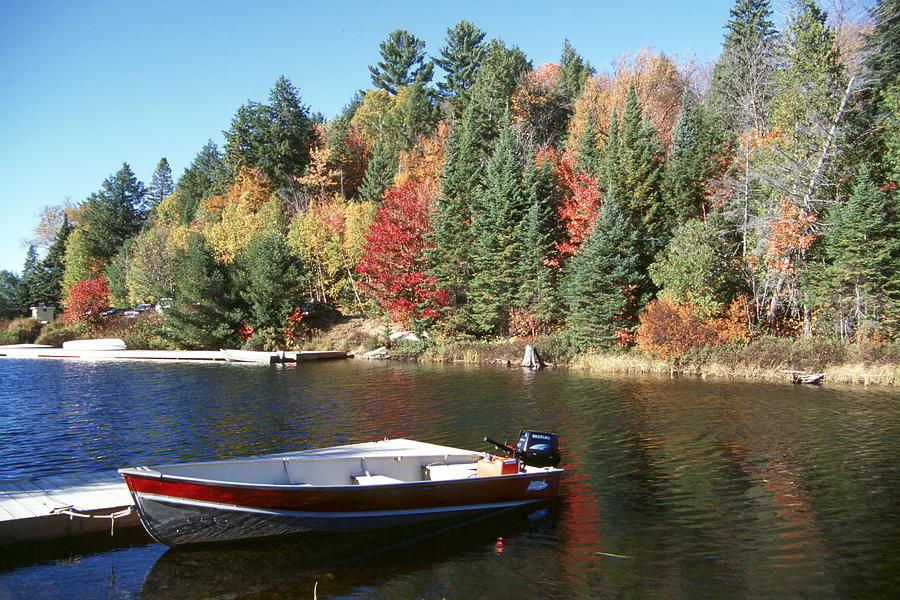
[0, 0, 741, 274]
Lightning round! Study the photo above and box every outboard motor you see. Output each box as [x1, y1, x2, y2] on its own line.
[484, 430, 561, 468]
[515, 430, 561, 468]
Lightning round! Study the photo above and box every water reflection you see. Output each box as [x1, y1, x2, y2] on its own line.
[0, 359, 898, 598]
[139, 505, 560, 600]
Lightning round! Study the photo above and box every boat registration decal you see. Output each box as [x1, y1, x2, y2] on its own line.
[527, 480, 548, 491]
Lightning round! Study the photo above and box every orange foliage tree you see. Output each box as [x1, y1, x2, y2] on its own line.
[764, 199, 819, 275]
[636, 294, 750, 358]
[201, 166, 271, 220]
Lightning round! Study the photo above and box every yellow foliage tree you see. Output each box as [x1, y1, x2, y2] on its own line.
[569, 48, 686, 150]
[295, 124, 340, 203]
[287, 195, 375, 310]
[394, 120, 448, 193]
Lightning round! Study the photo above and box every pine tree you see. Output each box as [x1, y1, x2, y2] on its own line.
[709, 0, 777, 134]
[465, 39, 531, 155]
[177, 140, 227, 224]
[369, 29, 434, 95]
[83, 163, 146, 264]
[147, 157, 174, 209]
[824, 166, 900, 339]
[357, 134, 398, 203]
[768, 0, 846, 210]
[426, 108, 483, 333]
[32, 216, 71, 305]
[164, 234, 242, 349]
[224, 76, 313, 187]
[434, 21, 487, 110]
[663, 90, 728, 223]
[235, 230, 305, 334]
[574, 111, 602, 177]
[564, 190, 648, 349]
[17, 246, 41, 313]
[0, 271, 21, 319]
[558, 39, 593, 103]
[617, 82, 669, 257]
[602, 108, 622, 196]
[468, 111, 525, 336]
[517, 150, 562, 329]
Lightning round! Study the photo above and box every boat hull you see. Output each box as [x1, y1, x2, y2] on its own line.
[122, 469, 561, 547]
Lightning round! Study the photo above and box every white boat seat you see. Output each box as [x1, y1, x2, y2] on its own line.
[353, 474, 404, 485]
[425, 463, 478, 481]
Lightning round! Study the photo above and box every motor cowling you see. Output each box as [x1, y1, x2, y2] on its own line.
[515, 430, 560, 468]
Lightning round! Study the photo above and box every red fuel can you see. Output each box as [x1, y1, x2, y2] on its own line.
[476, 455, 519, 477]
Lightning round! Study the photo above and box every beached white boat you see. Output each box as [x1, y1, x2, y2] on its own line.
[119, 432, 563, 547]
[220, 349, 295, 364]
[61, 338, 127, 351]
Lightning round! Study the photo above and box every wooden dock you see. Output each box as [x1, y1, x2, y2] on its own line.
[0, 346, 348, 363]
[0, 472, 138, 545]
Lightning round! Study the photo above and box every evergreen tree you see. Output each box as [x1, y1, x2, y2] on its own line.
[357, 134, 398, 203]
[224, 76, 314, 187]
[164, 234, 242, 349]
[434, 20, 487, 110]
[709, 0, 777, 134]
[602, 108, 622, 196]
[564, 190, 648, 350]
[558, 39, 593, 103]
[17, 246, 41, 313]
[177, 140, 227, 224]
[768, 0, 846, 210]
[517, 150, 562, 327]
[854, 0, 900, 182]
[146, 157, 174, 209]
[31, 216, 71, 306]
[863, 0, 900, 94]
[427, 107, 484, 333]
[468, 111, 526, 336]
[83, 163, 146, 264]
[617, 83, 669, 256]
[0, 270, 21, 319]
[369, 29, 434, 95]
[824, 166, 900, 338]
[235, 230, 305, 335]
[649, 217, 742, 316]
[575, 111, 602, 177]
[664, 90, 728, 222]
[105, 241, 132, 307]
[465, 39, 531, 154]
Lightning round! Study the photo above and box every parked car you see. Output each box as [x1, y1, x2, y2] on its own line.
[135, 304, 153, 312]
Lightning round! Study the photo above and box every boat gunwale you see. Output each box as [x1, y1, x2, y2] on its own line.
[119, 463, 563, 491]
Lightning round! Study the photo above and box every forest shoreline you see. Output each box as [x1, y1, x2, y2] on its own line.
[304, 318, 900, 387]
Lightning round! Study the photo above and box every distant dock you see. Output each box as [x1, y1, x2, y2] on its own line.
[0, 345, 348, 363]
[0, 471, 138, 545]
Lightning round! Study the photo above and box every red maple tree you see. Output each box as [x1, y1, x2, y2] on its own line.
[63, 276, 111, 326]
[356, 181, 447, 327]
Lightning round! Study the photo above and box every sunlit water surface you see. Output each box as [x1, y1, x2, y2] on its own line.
[0, 358, 897, 599]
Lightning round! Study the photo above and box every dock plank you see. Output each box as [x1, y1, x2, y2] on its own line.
[0, 493, 38, 521]
[1, 471, 139, 544]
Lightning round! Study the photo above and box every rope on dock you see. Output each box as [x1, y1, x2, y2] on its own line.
[49, 505, 134, 536]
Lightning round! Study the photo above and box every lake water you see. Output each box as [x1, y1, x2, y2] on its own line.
[0, 358, 898, 599]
